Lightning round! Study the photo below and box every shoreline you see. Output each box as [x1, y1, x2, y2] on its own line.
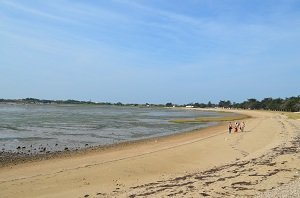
[0, 108, 248, 168]
[1, 109, 299, 197]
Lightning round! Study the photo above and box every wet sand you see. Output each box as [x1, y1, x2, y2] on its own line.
[0, 109, 299, 197]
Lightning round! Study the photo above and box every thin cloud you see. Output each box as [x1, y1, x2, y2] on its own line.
[1, 0, 75, 24]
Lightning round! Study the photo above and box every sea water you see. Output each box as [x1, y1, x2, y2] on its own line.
[0, 104, 224, 153]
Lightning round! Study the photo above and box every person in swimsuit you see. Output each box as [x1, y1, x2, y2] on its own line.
[228, 122, 233, 134]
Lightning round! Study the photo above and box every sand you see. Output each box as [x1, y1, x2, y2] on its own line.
[0, 109, 299, 197]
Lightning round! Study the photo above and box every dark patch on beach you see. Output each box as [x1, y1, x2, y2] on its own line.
[167, 190, 184, 197]
[96, 192, 106, 196]
[199, 192, 210, 196]
[231, 181, 253, 186]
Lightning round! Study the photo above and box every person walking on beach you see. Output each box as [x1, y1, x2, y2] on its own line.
[228, 122, 233, 134]
[234, 122, 239, 132]
[240, 121, 245, 132]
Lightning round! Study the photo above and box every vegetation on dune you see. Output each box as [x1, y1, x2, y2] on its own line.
[230, 97, 300, 112]
[181, 95, 300, 112]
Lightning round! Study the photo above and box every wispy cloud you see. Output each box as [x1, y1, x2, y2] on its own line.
[1, 0, 75, 23]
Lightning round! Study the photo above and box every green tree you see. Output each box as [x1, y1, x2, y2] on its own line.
[166, 102, 173, 107]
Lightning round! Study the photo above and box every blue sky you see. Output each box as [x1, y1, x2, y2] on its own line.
[0, 0, 299, 104]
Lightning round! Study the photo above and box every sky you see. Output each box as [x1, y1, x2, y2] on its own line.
[0, 0, 300, 104]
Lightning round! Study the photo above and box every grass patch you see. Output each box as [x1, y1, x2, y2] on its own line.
[170, 114, 250, 123]
[283, 112, 300, 120]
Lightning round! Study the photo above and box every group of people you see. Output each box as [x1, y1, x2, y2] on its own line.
[228, 121, 245, 133]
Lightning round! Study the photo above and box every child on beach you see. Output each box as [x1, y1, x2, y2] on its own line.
[228, 122, 233, 134]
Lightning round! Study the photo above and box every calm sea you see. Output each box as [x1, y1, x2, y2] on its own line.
[0, 104, 224, 153]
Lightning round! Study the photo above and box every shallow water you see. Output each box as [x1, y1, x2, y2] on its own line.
[0, 104, 224, 153]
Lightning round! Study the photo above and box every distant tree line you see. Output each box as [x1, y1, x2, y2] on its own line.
[177, 95, 300, 112]
[231, 96, 300, 112]
[0, 98, 96, 105]
[0, 98, 165, 107]
[0, 96, 299, 112]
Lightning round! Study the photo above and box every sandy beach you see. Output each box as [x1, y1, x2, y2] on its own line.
[0, 109, 299, 197]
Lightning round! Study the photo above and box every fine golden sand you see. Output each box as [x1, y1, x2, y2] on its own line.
[0, 109, 299, 197]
